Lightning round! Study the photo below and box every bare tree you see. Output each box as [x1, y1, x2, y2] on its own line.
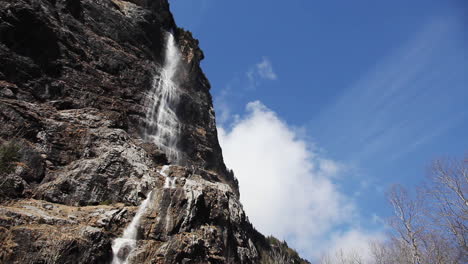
[386, 185, 423, 264]
[319, 253, 333, 264]
[370, 240, 391, 264]
[315, 157, 467, 264]
[424, 157, 468, 262]
[419, 230, 456, 264]
[318, 249, 365, 264]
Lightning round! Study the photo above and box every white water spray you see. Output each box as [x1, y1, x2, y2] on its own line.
[145, 32, 182, 163]
[111, 192, 153, 264]
[160, 165, 177, 189]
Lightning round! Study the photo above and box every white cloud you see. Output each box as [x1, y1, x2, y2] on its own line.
[371, 213, 385, 225]
[256, 57, 277, 80]
[323, 229, 385, 262]
[246, 57, 277, 88]
[218, 101, 382, 260]
[214, 86, 232, 125]
[319, 158, 342, 178]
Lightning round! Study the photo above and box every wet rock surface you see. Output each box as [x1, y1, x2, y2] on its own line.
[0, 0, 308, 263]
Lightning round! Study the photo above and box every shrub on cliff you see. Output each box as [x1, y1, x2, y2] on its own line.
[260, 235, 309, 264]
[0, 141, 21, 174]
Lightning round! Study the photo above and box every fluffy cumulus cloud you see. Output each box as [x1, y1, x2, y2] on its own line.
[247, 57, 277, 88]
[218, 101, 383, 260]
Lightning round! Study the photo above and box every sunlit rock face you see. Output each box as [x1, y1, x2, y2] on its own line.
[0, 0, 308, 263]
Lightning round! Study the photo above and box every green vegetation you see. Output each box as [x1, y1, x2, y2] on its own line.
[99, 199, 113, 206]
[0, 141, 21, 174]
[260, 235, 309, 264]
[267, 236, 301, 259]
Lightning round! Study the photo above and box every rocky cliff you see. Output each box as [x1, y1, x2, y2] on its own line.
[0, 0, 309, 263]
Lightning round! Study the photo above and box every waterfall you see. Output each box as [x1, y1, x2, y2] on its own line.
[111, 191, 153, 264]
[160, 165, 177, 189]
[112, 32, 181, 264]
[145, 32, 182, 163]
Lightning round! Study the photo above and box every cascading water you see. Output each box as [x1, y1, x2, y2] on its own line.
[145, 32, 182, 163]
[160, 165, 177, 189]
[111, 192, 153, 264]
[112, 33, 182, 263]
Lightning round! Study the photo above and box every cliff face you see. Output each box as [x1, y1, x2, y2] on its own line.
[0, 0, 308, 263]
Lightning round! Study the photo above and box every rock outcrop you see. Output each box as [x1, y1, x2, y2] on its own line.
[0, 0, 309, 263]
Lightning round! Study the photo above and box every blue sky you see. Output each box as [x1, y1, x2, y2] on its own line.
[170, 0, 467, 261]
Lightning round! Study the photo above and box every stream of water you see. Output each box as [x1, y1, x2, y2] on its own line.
[111, 191, 153, 264]
[111, 32, 183, 264]
[144, 32, 182, 163]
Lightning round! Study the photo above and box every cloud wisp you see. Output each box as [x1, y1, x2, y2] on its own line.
[310, 16, 468, 165]
[218, 101, 383, 260]
[214, 56, 278, 126]
[247, 57, 277, 88]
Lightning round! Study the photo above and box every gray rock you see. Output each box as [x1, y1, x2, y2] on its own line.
[0, 88, 14, 98]
[42, 204, 53, 210]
